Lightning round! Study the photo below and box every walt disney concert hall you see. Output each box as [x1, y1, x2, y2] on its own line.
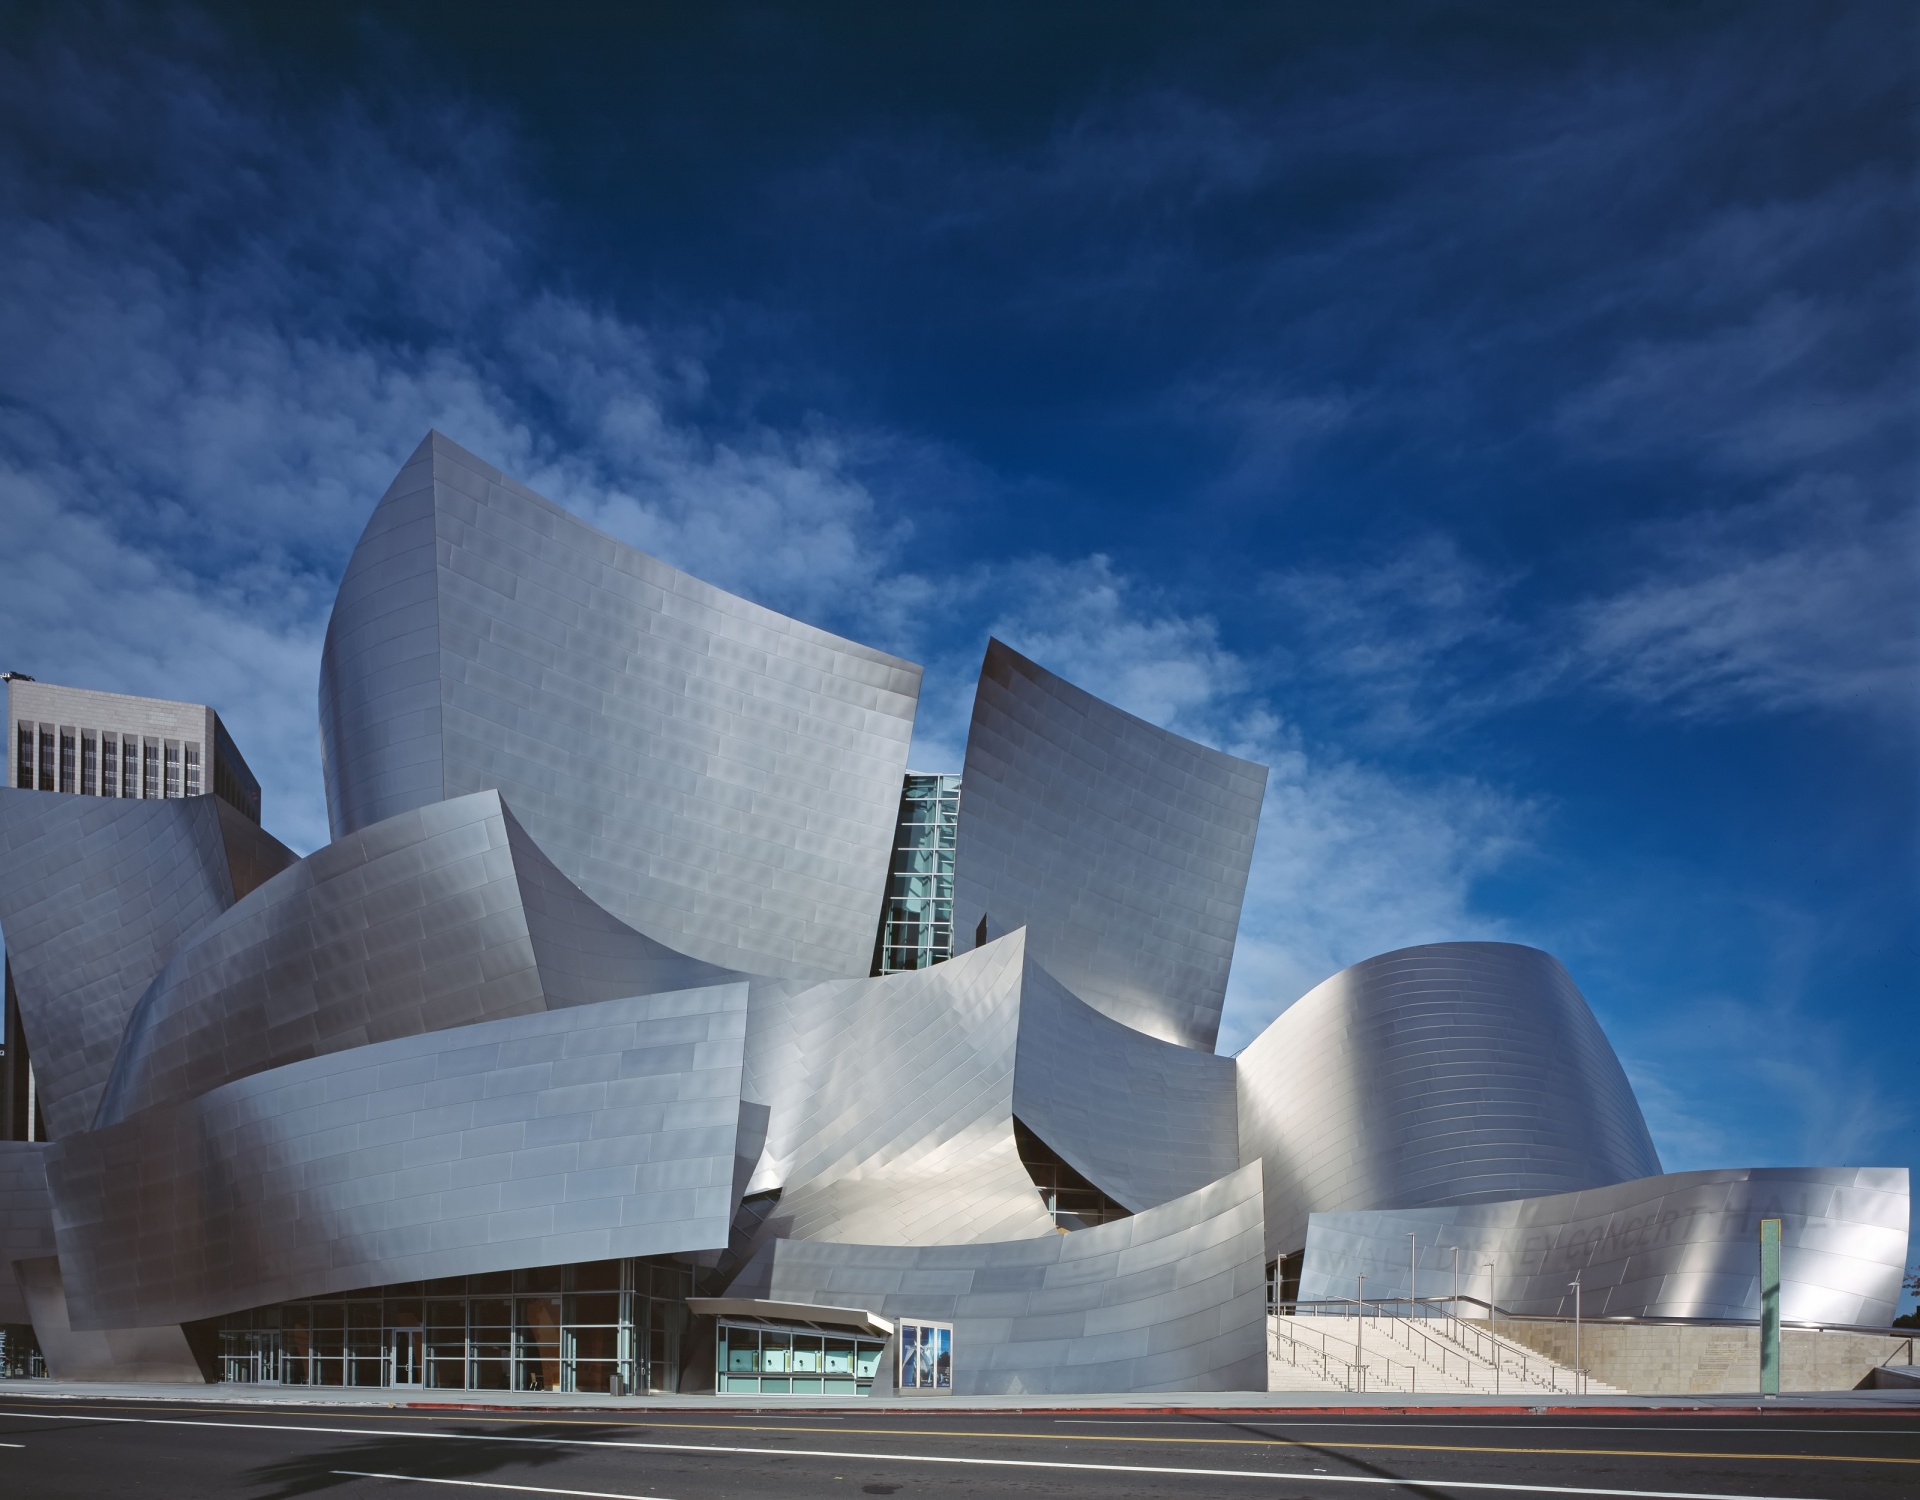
[0, 433, 1907, 1395]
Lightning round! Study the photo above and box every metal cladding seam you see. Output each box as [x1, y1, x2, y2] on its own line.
[50, 985, 751, 1332]
[1237, 941, 1662, 1260]
[1297, 1166, 1911, 1325]
[952, 637, 1266, 1052]
[93, 790, 737, 1127]
[319, 431, 921, 981]
[730, 1161, 1269, 1395]
[0, 789, 266, 1139]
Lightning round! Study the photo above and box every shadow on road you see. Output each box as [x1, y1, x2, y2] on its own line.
[242, 1421, 617, 1499]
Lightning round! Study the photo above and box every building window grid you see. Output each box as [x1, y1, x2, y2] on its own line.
[121, 736, 138, 797]
[142, 739, 159, 799]
[184, 742, 202, 797]
[37, 728, 52, 791]
[81, 733, 97, 796]
[216, 1259, 693, 1394]
[14, 722, 29, 790]
[873, 774, 961, 976]
[717, 1321, 887, 1395]
[100, 735, 117, 798]
[164, 741, 181, 799]
[57, 730, 75, 793]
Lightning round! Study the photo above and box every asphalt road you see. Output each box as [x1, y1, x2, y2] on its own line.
[1, 1397, 1917, 1500]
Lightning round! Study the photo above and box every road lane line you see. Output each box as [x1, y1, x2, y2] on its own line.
[0, 1410, 1856, 1498]
[338, 1473, 678, 1500]
[3, 1405, 1910, 1467]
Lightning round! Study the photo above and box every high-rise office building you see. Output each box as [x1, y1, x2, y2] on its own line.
[4, 673, 262, 823]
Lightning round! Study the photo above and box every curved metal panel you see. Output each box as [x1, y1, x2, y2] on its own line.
[1238, 942, 1662, 1258]
[1012, 958, 1239, 1213]
[741, 931, 1054, 1248]
[1298, 1167, 1911, 1326]
[320, 430, 921, 979]
[952, 638, 1266, 1051]
[96, 790, 733, 1126]
[0, 1142, 56, 1323]
[0, 789, 237, 1137]
[51, 984, 750, 1331]
[729, 1161, 1269, 1395]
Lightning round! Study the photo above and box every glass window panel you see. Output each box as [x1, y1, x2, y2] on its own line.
[759, 1331, 791, 1373]
[428, 1301, 466, 1331]
[570, 1259, 621, 1292]
[564, 1293, 619, 1325]
[100, 736, 116, 796]
[386, 1300, 424, 1329]
[515, 1266, 563, 1294]
[857, 1342, 882, 1379]
[121, 737, 136, 796]
[790, 1339, 821, 1373]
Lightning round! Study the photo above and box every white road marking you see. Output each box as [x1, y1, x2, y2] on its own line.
[337, 1472, 677, 1500]
[0, 1407, 1842, 1500]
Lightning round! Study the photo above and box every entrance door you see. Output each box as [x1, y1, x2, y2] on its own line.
[391, 1329, 425, 1387]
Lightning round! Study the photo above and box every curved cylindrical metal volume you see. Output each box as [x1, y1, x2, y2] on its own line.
[319, 432, 921, 980]
[1238, 942, 1662, 1259]
[1297, 1166, 1911, 1325]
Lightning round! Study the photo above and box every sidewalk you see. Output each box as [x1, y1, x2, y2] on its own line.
[1, 1377, 1915, 1414]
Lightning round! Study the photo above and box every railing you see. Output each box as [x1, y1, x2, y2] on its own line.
[1280, 1298, 1590, 1396]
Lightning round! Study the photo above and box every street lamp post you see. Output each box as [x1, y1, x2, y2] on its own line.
[1569, 1271, 1584, 1396]
[1356, 1273, 1365, 1392]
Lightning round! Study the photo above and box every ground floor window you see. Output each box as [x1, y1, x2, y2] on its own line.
[0, 1325, 46, 1379]
[216, 1257, 693, 1394]
[716, 1320, 885, 1395]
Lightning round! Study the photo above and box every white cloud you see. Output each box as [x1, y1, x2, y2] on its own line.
[1572, 490, 1918, 722]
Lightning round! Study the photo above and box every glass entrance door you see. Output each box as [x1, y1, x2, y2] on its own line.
[391, 1328, 425, 1387]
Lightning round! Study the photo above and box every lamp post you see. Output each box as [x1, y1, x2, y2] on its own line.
[1452, 1245, 1460, 1315]
[1356, 1273, 1365, 1392]
[1484, 1259, 1497, 1331]
[1569, 1271, 1583, 1396]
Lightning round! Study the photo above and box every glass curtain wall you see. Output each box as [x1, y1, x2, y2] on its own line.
[872, 773, 961, 975]
[716, 1320, 886, 1394]
[217, 1258, 694, 1394]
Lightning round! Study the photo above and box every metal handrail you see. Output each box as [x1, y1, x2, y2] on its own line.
[1281, 1298, 1587, 1395]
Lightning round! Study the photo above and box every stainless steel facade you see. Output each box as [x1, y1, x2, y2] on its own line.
[1, 431, 1908, 1393]
[0, 788, 291, 1139]
[318, 431, 920, 980]
[1297, 1167, 1912, 1326]
[731, 1162, 1269, 1395]
[952, 638, 1268, 1052]
[1236, 941, 1664, 1259]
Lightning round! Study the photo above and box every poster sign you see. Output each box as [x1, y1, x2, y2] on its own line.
[897, 1319, 953, 1393]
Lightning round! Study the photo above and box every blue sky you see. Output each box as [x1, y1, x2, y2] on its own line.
[1, 5, 1913, 1301]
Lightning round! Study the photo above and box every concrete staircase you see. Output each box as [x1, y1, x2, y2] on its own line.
[1269, 1309, 1619, 1396]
